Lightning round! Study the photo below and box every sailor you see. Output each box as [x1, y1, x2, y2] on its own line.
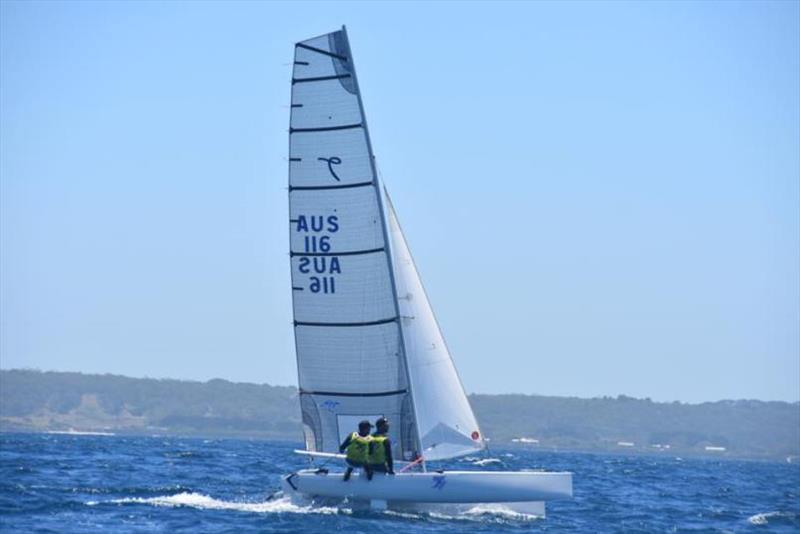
[368, 416, 395, 476]
[339, 420, 373, 482]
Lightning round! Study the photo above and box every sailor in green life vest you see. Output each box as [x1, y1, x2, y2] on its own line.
[368, 417, 395, 475]
[338, 420, 374, 482]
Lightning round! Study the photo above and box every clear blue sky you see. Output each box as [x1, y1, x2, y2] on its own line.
[1, 1, 798, 402]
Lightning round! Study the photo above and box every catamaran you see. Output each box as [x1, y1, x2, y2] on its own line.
[281, 26, 572, 516]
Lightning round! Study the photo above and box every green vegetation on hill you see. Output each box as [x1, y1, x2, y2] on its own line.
[1, 369, 797, 460]
[472, 394, 799, 459]
[0, 369, 298, 439]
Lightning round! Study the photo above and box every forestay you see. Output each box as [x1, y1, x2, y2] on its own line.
[385, 193, 486, 461]
[288, 28, 420, 460]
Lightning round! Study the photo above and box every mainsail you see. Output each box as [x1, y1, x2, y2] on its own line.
[288, 27, 484, 463]
[385, 193, 485, 461]
[288, 28, 420, 460]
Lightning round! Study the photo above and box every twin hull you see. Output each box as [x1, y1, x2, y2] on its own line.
[282, 469, 573, 512]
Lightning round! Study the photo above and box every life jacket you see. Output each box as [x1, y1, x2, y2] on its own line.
[368, 434, 389, 465]
[345, 432, 371, 463]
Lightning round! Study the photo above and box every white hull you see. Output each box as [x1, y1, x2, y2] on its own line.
[282, 469, 572, 515]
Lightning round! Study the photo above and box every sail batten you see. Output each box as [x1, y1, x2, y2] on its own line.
[295, 317, 398, 327]
[300, 389, 408, 397]
[289, 247, 385, 257]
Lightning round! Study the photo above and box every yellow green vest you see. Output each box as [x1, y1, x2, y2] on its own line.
[345, 432, 371, 463]
[368, 434, 388, 465]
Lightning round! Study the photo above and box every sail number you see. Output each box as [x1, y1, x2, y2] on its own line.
[295, 215, 339, 294]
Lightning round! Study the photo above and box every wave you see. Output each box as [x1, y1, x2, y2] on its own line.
[747, 511, 797, 525]
[46, 430, 115, 436]
[428, 503, 542, 523]
[463, 503, 542, 521]
[87, 492, 340, 515]
[471, 458, 503, 466]
[380, 504, 541, 523]
[460, 456, 503, 466]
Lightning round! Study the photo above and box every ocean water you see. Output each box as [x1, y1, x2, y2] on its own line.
[1, 433, 798, 533]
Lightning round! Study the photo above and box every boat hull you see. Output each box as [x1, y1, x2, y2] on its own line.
[282, 469, 572, 504]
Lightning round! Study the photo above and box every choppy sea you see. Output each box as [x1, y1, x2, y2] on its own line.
[1, 433, 798, 532]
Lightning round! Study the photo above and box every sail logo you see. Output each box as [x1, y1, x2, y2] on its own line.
[320, 400, 340, 412]
[432, 476, 447, 490]
[317, 156, 342, 181]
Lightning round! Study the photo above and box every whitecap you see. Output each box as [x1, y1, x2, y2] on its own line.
[747, 511, 796, 525]
[427, 503, 542, 522]
[472, 458, 502, 466]
[46, 430, 115, 436]
[464, 503, 542, 521]
[382, 509, 423, 520]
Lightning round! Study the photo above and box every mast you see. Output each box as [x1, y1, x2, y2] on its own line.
[340, 26, 424, 466]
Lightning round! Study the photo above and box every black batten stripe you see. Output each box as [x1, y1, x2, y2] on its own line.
[300, 388, 407, 398]
[296, 42, 348, 61]
[291, 103, 303, 108]
[294, 60, 309, 66]
[290, 247, 384, 258]
[292, 286, 304, 291]
[289, 157, 302, 162]
[292, 74, 351, 84]
[294, 317, 398, 328]
[289, 181, 373, 192]
[290, 123, 362, 134]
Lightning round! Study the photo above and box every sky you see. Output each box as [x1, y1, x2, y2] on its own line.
[1, 1, 798, 403]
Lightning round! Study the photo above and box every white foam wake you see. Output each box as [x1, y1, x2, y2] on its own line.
[87, 492, 340, 515]
[87, 492, 542, 522]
